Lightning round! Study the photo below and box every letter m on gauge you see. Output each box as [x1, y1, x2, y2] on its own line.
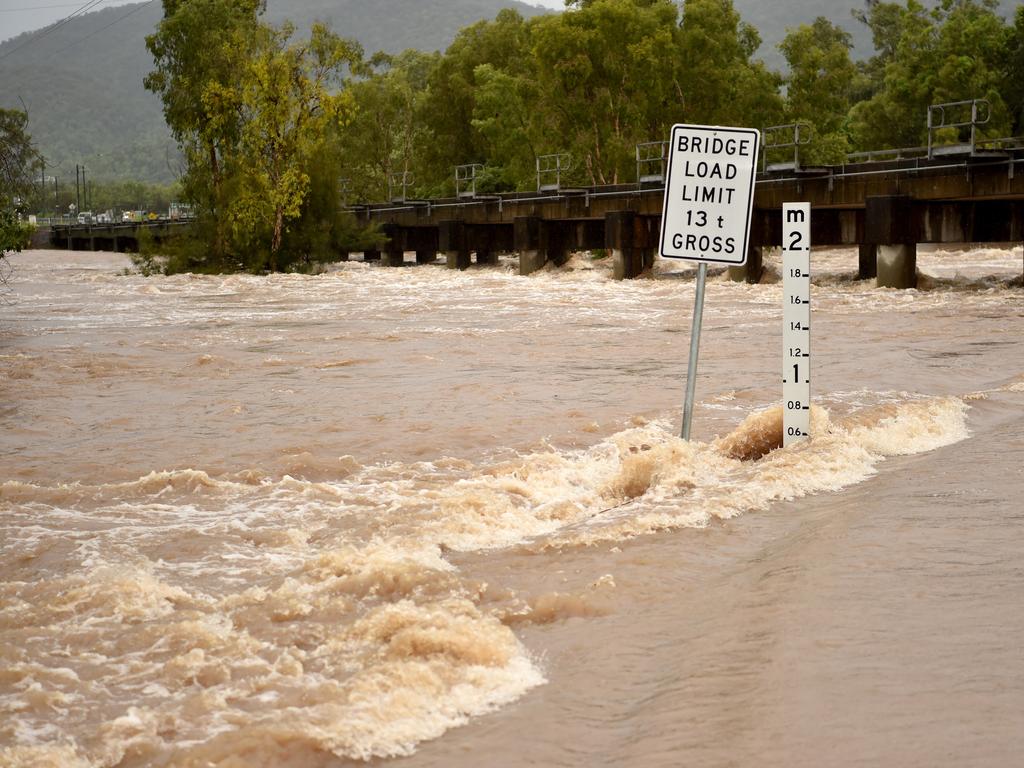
[659, 124, 760, 266]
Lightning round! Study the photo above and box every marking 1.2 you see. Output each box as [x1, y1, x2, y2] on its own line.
[782, 202, 810, 446]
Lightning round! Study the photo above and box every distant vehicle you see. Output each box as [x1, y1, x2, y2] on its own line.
[96, 212, 112, 224]
[122, 211, 134, 222]
[169, 202, 194, 220]
[77, 211, 94, 225]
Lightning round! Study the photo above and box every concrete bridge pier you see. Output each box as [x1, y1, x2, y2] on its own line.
[865, 195, 917, 288]
[406, 226, 440, 265]
[381, 223, 405, 267]
[727, 244, 764, 283]
[515, 217, 545, 275]
[338, 251, 350, 262]
[362, 248, 381, 262]
[858, 244, 877, 280]
[440, 220, 470, 270]
[514, 216, 573, 274]
[606, 211, 655, 280]
[472, 226, 497, 265]
[877, 244, 917, 288]
[381, 248, 404, 267]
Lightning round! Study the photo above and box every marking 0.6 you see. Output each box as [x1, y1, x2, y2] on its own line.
[782, 202, 811, 446]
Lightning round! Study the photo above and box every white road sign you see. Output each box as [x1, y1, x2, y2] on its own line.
[659, 124, 760, 265]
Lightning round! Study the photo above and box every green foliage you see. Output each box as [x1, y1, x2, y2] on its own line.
[780, 17, 863, 163]
[340, 0, 783, 193]
[337, 49, 439, 202]
[145, 2, 371, 273]
[1005, 7, 1024, 133]
[848, 0, 1012, 150]
[1, 108, 42, 268]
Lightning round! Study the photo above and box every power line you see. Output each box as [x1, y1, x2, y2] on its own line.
[0, 0, 109, 62]
[52, 0, 156, 55]
[0, 3, 105, 12]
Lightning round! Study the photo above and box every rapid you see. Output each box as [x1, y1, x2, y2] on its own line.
[2, 246, 1022, 767]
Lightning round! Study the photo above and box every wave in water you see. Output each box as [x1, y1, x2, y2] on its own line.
[0, 393, 978, 765]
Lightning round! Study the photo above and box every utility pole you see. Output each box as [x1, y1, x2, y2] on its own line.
[75, 164, 81, 213]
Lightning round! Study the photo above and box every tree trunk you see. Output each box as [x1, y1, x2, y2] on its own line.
[270, 206, 283, 272]
[209, 143, 225, 262]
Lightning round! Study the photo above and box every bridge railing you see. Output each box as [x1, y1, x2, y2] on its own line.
[928, 98, 991, 158]
[762, 123, 812, 172]
[846, 146, 930, 163]
[536, 153, 571, 192]
[388, 171, 414, 203]
[635, 141, 668, 185]
[455, 164, 484, 199]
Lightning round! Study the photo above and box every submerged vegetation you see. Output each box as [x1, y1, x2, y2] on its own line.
[0, 107, 42, 287]
[137, 0, 1024, 273]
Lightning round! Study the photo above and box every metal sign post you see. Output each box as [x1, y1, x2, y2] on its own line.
[782, 203, 811, 445]
[681, 262, 708, 439]
[659, 124, 760, 439]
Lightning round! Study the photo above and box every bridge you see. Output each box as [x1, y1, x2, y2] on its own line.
[348, 143, 1024, 288]
[47, 219, 191, 253]
[43, 103, 1024, 289]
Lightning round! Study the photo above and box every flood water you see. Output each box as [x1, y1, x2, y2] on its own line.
[2, 247, 1022, 767]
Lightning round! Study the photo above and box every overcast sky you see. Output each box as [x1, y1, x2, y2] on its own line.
[0, 0, 564, 43]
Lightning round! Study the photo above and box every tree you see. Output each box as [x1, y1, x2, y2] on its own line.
[417, 9, 535, 193]
[530, 0, 683, 186]
[145, 0, 264, 266]
[146, 2, 364, 273]
[338, 50, 438, 202]
[676, 0, 783, 130]
[470, 62, 540, 190]
[225, 22, 360, 270]
[1004, 6, 1024, 133]
[780, 18, 863, 164]
[849, 0, 1011, 151]
[0, 108, 42, 287]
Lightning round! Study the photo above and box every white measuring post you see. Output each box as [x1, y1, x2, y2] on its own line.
[659, 124, 760, 439]
[782, 203, 811, 445]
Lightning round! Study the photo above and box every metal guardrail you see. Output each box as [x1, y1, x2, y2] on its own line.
[635, 141, 668, 184]
[928, 98, 991, 159]
[762, 123, 812, 172]
[388, 171, 413, 203]
[536, 153, 571, 192]
[976, 136, 1024, 152]
[455, 164, 484, 199]
[846, 146, 930, 163]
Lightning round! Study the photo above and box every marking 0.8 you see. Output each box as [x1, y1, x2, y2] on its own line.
[782, 202, 811, 446]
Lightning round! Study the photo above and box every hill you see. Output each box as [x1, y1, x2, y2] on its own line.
[0, 0, 550, 183]
[0, 0, 1017, 184]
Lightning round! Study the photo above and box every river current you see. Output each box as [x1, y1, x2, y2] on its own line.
[2, 247, 1022, 767]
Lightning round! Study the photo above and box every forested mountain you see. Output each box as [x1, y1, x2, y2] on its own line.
[0, 0, 1017, 183]
[0, 0, 549, 182]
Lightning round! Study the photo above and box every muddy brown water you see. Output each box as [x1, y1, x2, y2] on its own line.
[2, 247, 1022, 767]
